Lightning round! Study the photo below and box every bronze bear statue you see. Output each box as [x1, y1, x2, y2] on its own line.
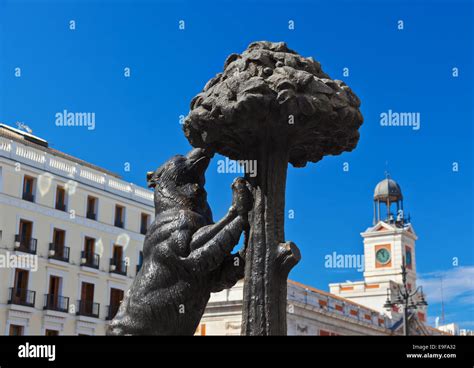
[107, 148, 252, 335]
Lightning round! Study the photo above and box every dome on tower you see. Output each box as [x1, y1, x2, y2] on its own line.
[374, 177, 403, 202]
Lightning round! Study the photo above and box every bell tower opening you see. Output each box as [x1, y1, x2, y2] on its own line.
[373, 172, 407, 226]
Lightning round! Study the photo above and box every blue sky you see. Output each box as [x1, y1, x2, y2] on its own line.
[1, 0, 472, 328]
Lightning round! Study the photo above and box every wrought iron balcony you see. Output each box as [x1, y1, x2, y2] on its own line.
[106, 304, 121, 321]
[80, 251, 100, 269]
[110, 258, 127, 276]
[14, 235, 37, 254]
[44, 294, 69, 313]
[8, 287, 36, 307]
[48, 243, 70, 263]
[76, 300, 100, 318]
[22, 192, 35, 202]
[55, 202, 66, 212]
[86, 211, 97, 220]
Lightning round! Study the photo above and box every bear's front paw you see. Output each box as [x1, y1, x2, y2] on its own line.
[231, 177, 253, 216]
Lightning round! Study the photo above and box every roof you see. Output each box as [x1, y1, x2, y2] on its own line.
[288, 279, 383, 315]
[364, 220, 417, 236]
[0, 124, 121, 178]
[425, 325, 453, 335]
[374, 177, 403, 201]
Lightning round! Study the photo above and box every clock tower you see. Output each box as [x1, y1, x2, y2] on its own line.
[363, 175, 417, 288]
[329, 175, 423, 321]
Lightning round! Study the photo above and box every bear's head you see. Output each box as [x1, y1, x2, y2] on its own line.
[147, 148, 214, 222]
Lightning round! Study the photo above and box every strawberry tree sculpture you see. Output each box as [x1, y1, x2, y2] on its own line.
[183, 41, 363, 335]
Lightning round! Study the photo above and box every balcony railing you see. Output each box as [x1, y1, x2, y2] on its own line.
[86, 211, 97, 220]
[48, 243, 70, 263]
[14, 235, 37, 254]
[80, 251, 100, 269]
[110, 259, 127, 276]
[43, 294, 69, 313]
[106, 304, 121, 320]
[114, 219, 124, 228]
[8, 287, 36, 307]
[55, 202, 66, 211]
[76, 300, 100, 318]
[22, 192, 35, 202]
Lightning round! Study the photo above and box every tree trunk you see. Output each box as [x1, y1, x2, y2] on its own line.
[241, 141, 301, 335]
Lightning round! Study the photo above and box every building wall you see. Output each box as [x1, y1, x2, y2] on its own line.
[0, 135, 154, 335]
[198, 280, 393, 336]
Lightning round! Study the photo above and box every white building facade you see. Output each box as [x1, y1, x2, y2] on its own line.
[0, 124, 154, 335]
[0, 125, 443, 336]
[199, 176, 434, 336]
[199, 279, 393, 336]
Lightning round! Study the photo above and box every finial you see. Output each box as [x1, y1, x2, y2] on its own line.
[384, 160, 391, 179]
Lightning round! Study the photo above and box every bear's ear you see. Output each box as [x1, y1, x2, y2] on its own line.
[147, 171, 156, 188]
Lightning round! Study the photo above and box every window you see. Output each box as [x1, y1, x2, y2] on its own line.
[140, 213, 150, 235]
[319, 329, 338, 336]
[80, 282, 94, 306]
[13, 269, 29, 291]
[78, 282, 98, 318]
[86, 196, 98, 220]
[81, 237, 99, 269]
[141, 213, 150, 234]
[44, 275, 68, 313]
[45, 329, 59, 336]
[114, 205, 125, 228]
[9, 268, 35, 307]
[9, 324, 24, 336]
[22, 175, 35, 202]
[55, 186, 67, 211]
[110, 245, 127, 275]
[405, 246, 412, 270]
[107, 288, 124, 320]
[84, 237, 95, 255]
[49, 228, 69, 262]
[18, 219, 33, 243]
[136, 251, 143, 274]
[16, 219, 36, 254]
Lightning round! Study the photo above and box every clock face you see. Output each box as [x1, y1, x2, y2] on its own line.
[376, 248, 391, 264]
